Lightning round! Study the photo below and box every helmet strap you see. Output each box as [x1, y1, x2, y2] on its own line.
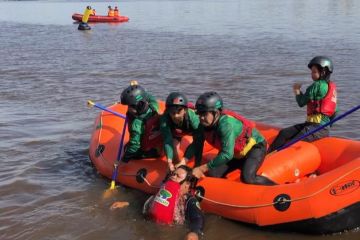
[136, 100, 149, 115]
[320, 69, 331, 81]
[209, 110, 220, 127]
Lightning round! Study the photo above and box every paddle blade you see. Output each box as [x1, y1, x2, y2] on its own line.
[110, 180, 116, 190]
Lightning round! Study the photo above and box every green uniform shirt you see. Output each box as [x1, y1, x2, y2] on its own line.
[185, 114, 265, 169]
[124, 93, 159, 157]
[296, 79, 337, 125]
[160, 109, 200, 160]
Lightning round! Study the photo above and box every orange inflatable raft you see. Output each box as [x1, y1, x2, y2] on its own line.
[72, 13, 129, 23]
[88, 102, 360, 234]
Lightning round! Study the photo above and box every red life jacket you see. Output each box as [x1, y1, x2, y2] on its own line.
[204, 109, 255, 154]
[170, 110, 194, 138]
[307, 81, 337, 117]
[148, 180, 180, 224]
[141, 114, 163, 151]
[172, 128, 187, 138]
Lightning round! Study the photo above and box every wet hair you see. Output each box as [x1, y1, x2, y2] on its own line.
[176, 165, 197, 186]
[319, 66, 331, 81]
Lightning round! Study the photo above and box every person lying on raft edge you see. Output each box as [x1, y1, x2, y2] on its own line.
[185, 92, 276, 185]
[267, 56, 338, 153]
[160, 92, 200, 171]
[111, 165, 204, 240]
[120, 81, 161, 162]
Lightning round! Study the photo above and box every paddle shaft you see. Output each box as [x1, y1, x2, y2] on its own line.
[91, 102, 126, 119]
[276, 104, 360, 152]
[88, 100, 128, 188]
[111, 117, 128, 184]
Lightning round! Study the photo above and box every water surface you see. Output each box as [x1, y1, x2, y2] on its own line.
[0, 0, 359, 239]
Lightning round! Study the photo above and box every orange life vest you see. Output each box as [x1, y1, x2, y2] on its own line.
[307, 81, 337, 117]
[148, 180, 180, 224]
[108, 10, 115, 17]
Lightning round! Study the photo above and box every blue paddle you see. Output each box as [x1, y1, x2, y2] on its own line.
[275, 104, 360, 152]
[87, 100, 126, 119]
[88, 100, 128, 189]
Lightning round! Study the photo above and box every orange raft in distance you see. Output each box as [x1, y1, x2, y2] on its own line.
[88, 101, 360, 234]
[72, 13, 129, 23]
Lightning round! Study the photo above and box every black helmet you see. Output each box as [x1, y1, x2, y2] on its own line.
[120, 84, 147, 106]
[166, 92, 188, 108]
[308, 56, 333, 73]
[195, 92, 223, 112]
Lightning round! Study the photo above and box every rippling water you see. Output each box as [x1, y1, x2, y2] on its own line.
[1, 0, 359, 239]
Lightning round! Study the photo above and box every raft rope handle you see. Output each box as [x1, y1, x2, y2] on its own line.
[116, 172, 161, 189]
[140, 174, 161, 189]
[97, 117, 120, 170]
[96, 113, 120, 169]
[195, 165, 360, 208]
[96, 114, 160, 189]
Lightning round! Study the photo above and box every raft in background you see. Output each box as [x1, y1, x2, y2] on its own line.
[72, 13, 129, 23]
[88, 101, 360, 234]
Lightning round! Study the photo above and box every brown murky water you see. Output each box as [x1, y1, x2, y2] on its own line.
[0, 0, 359, 239]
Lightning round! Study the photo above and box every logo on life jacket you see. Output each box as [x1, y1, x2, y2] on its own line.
[330, 180, 360, 196]
[148, 180, 180, 225]
[154, 189, 173, 206]
[331, 89, 337, 103]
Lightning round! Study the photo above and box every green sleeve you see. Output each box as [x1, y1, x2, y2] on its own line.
[295, 89, 310, 107]
[159, 114, 174, 160]
[251, 128, 265, 144]
[296, 80, 328, 107]
[188, 109, 200, 130]
[207, 121, 236, 169]
[183, 110, 201, 164]
[124, 118, 144, 156]
[146, 93, 159, 112]
[184, 127, 204, 166]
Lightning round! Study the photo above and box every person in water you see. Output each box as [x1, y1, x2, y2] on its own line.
[108, 6, 115, 17]
[267, 56, 337, 152]
[120, 81, 161, 162]
[114, 6, 120, 17]
[160, 92, 200, 171]
[186, 92, 275, 185]
[111, 165, 204, 240]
